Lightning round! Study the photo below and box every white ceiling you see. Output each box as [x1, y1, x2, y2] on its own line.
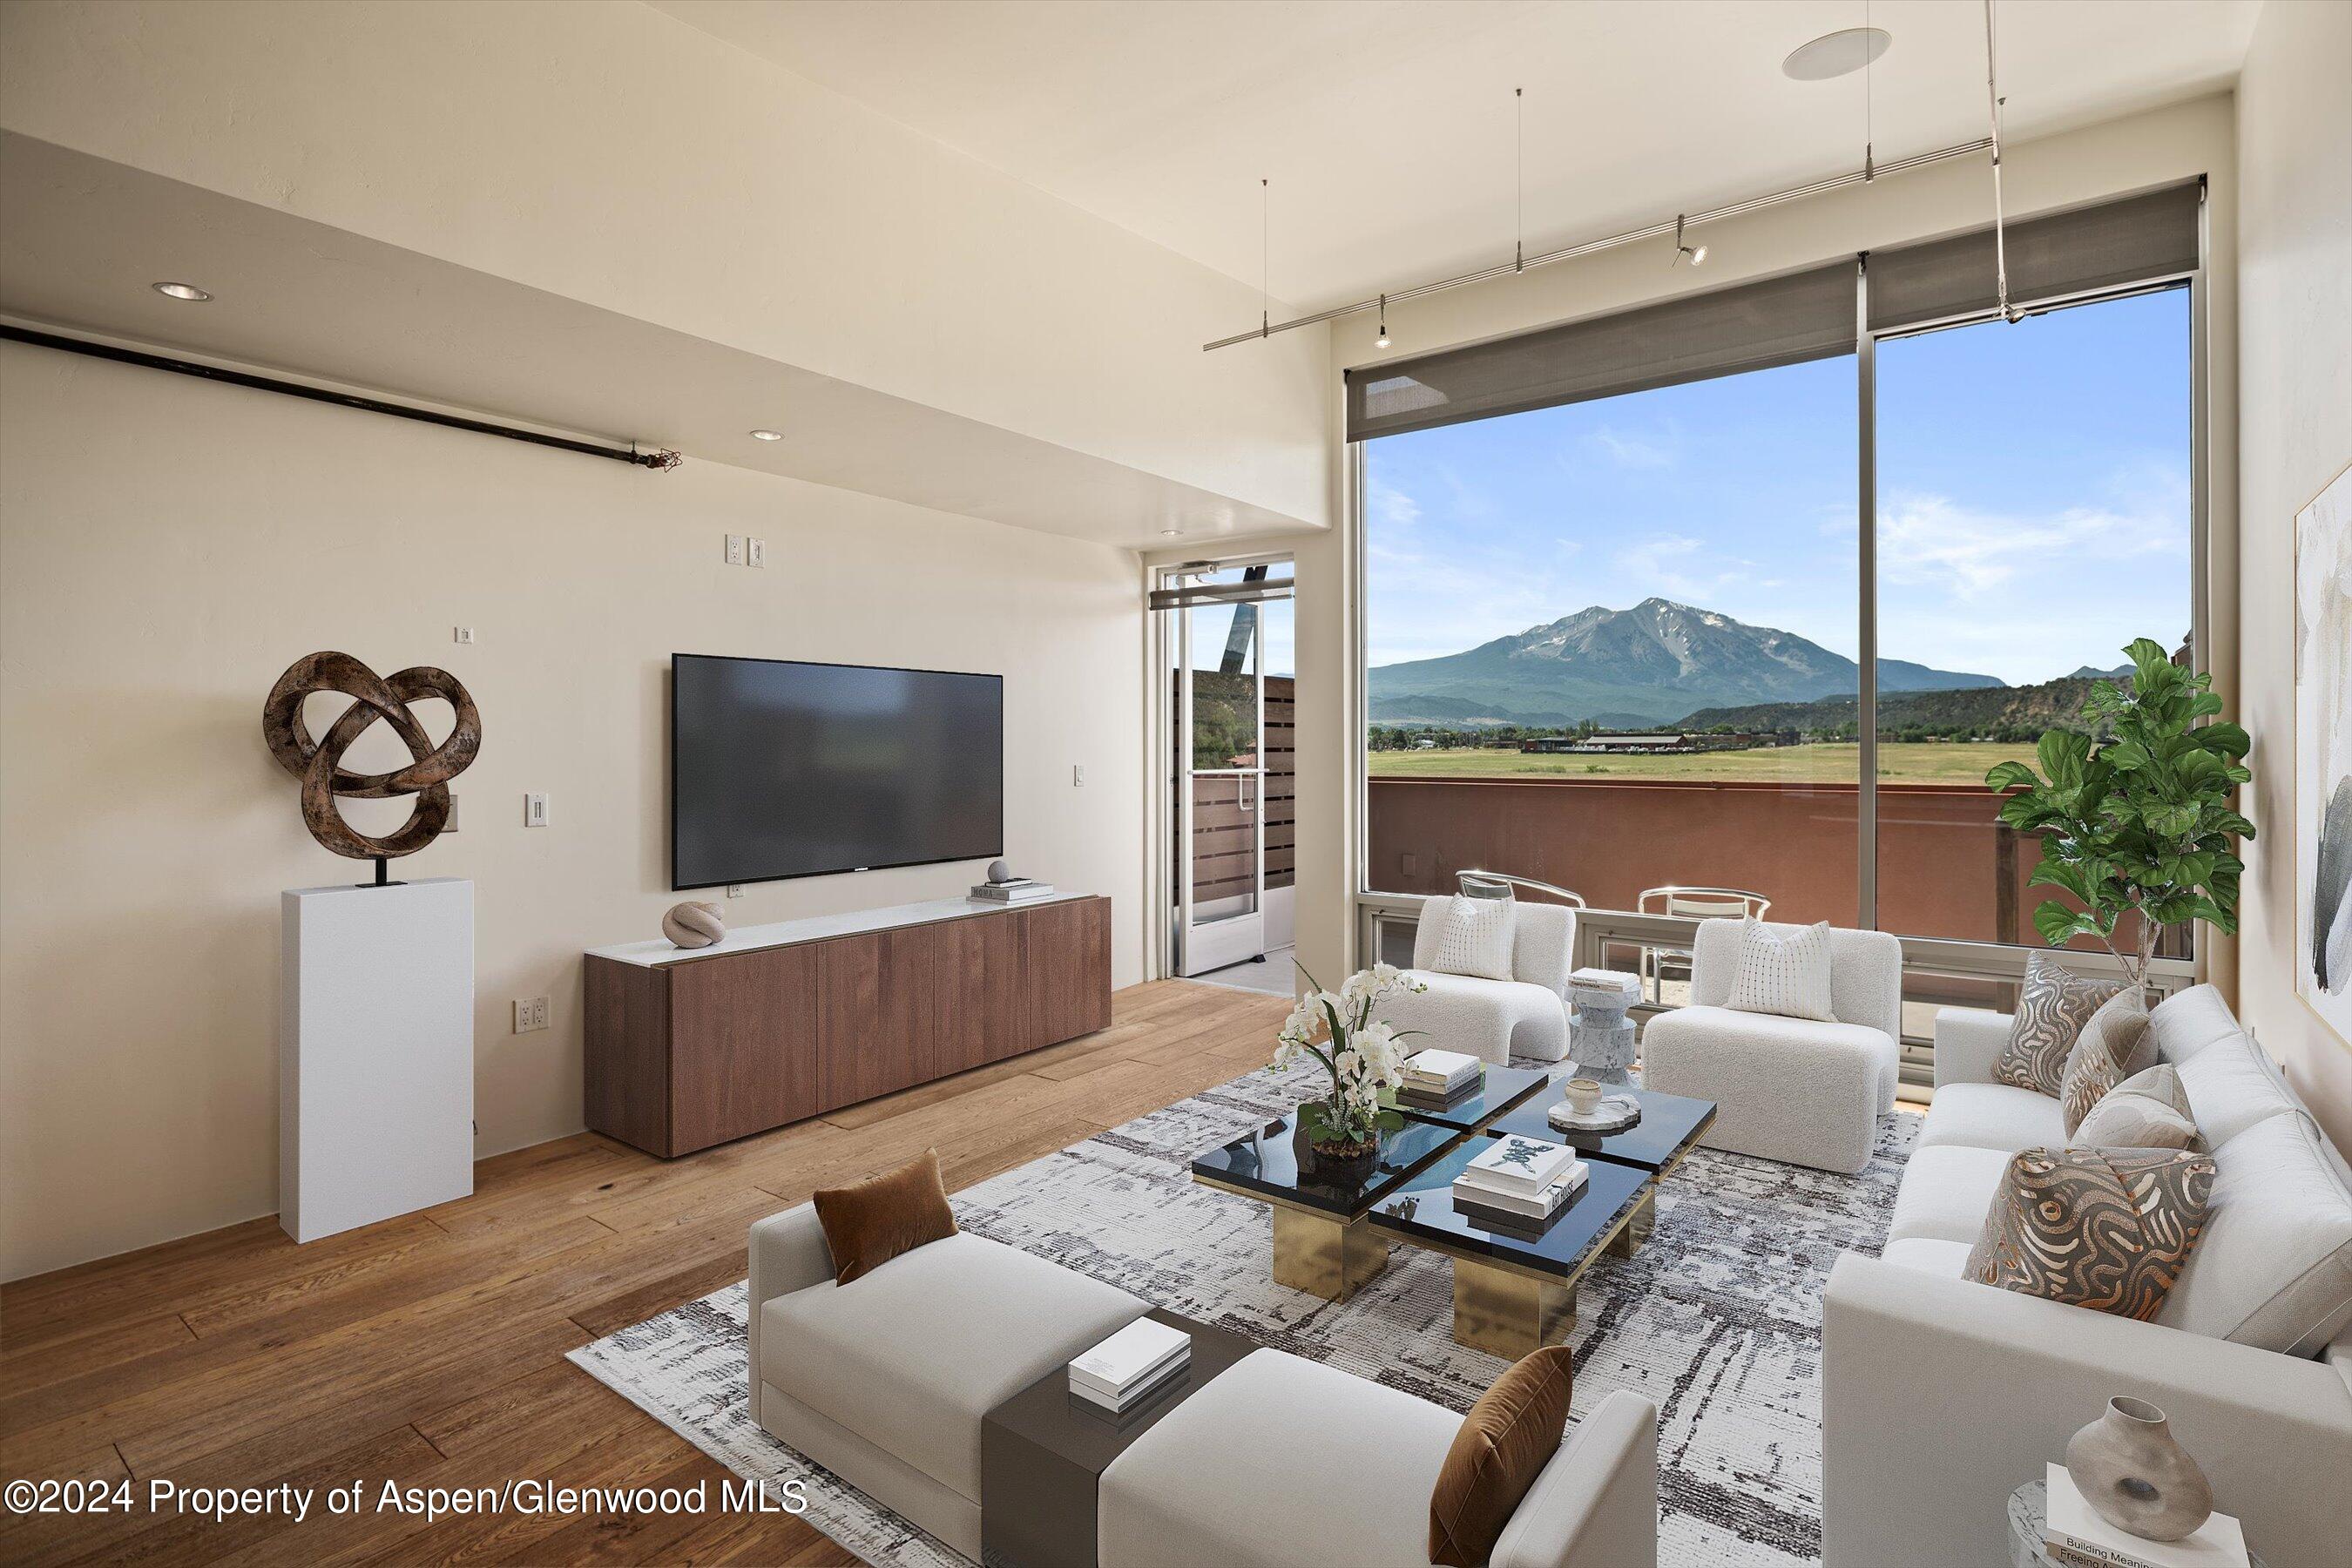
[0, 133, 1302, 550]
[650, 0, 2258, 316]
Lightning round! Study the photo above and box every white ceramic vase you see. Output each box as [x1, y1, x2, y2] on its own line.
[2064, 1396, 2213, 1542]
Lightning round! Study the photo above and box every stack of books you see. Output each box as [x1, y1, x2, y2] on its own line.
[2039, 1466, 2247, 1568]
[1069, 1317, 1191, 1414]
[1453, 1133, 1587, 1225]
[970, 876, 1055, 903]
[1400, 1048, 1483, 1107]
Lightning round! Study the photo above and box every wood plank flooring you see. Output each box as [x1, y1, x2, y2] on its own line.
[0, 978, 1288, 1567]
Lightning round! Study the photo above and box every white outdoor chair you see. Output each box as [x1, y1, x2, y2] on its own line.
[1376, 874, 1582, 1064]
[1635, 886, 1771, 1004]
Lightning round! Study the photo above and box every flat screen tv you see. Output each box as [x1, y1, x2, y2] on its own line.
[671, 654, 1004, 891]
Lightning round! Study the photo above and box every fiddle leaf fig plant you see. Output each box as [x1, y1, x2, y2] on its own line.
[1984, 639, 2254, 989]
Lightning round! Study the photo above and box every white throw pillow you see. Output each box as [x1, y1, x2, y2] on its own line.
[1429, 896, 1517, 982]
[1725, 920, 1835, 1022]
[2157, 1110, 2352, 1355]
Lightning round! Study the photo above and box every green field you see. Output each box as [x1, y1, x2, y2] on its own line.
[1366, 740, 2037, 786]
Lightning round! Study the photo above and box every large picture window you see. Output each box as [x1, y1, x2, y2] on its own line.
[1355, 188, 2201, 963]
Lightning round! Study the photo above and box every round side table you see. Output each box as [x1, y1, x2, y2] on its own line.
[2008, 1480, 2264, 1568]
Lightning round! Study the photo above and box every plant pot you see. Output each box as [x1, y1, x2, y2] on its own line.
[2064, 1396, 2213, 1542]
[1295, 1099, 1379, 1161]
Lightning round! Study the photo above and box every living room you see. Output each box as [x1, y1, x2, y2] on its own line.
[3, 3, 2348, 1566]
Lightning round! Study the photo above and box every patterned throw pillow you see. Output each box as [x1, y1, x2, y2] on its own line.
[1430, 896, 1517, 982]
[2058, 987, 2155, 1135]
[1967, 1146, 2216, 1320]
[1724, 920, 1836, 1022]
[1992, 952, 2124, 1097]
[2072, 1063, 2200, 1152]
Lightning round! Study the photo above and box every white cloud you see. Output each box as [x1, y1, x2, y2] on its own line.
[1585, 426, 1673, 469]
[1369, 480, 1421, 530]
[1878, 490, 2185, 601]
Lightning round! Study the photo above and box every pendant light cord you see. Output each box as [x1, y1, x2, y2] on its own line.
[1984, 0, 2015, 321]
[1260, 177, 1270, 337]
[1863, 0, 1876, 180]
[1514, 86, 1525, 272]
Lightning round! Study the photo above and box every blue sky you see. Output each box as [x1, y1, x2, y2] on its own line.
[1363, 287, 2193, 686]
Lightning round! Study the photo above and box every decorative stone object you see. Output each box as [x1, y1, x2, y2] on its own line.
[662, 900, 727, 949]
[1569, 968, 1642, 1085]
[2064, 1396, 2214, 1542]
[262, 651, 480, 863]
[987, 858, 1013, 884]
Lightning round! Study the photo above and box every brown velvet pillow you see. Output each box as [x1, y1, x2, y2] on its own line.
[1429, 1345, 1573, 1567]
[812, 1149, 957, 1285]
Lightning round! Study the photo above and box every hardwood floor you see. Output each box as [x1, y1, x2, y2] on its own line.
[0, 979, 1288, 1567]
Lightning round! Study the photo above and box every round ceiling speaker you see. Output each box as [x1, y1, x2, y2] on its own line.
[1782, 27, 1891, 81]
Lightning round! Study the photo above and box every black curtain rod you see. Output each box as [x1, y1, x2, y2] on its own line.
[1, 324, 682, 470]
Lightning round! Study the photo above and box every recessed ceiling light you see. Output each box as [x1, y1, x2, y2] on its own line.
[749, 429, 783, 442]
[1782, 26, 1890, 81]
[152, 280, 213, 301]
[1160, 529, 1184, 537]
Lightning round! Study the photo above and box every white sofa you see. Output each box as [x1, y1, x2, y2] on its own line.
[1638, 919, 1903, 1173]
[1379, 895, 1575, 1064]
[1822, 985, 2352, 1568]
[749, 1204, 1660, 1566]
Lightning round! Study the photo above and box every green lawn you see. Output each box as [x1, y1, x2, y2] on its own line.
[1366, 740, 2037, 786]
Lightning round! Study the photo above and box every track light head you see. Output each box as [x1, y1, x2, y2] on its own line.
[1672, 216, 1707, 267]
[1374, 328, 1391, 348]
[1375, 294, 1390, 348]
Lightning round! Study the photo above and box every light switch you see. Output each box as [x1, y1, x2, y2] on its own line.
[524, 793, 549, 828]
[747, 537, 766, 568]
[726, 883, 745, 898]
[1072, 764, 1086, 787]
[452, 626, 475, 645]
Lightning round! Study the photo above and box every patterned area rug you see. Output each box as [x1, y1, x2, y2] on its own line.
[570, 1060, 1918, 1568]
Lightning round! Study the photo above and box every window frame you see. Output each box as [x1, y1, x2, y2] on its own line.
[1348, 195, 2210, 994]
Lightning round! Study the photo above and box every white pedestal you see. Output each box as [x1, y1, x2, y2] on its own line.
[280, 877, 474, 1242]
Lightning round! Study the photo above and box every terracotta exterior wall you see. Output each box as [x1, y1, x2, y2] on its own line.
[1367, 777, 2140, 949]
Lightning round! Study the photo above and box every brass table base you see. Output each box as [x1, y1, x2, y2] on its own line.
[1452, 1259, 1578, 1359]
[1607, 1188, 1656, 1258]
[1271, 1207, 1388, 1301]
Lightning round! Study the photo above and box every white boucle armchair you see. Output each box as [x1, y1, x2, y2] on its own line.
[1638, 919, 1903, 1173]
[1375, 895, 1576, 1064]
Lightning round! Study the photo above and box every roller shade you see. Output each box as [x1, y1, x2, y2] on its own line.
[1867, 180, 2200, 331]
[1346, 262, 1856, 442]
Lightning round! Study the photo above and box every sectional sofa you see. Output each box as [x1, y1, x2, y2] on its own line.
[747, 1206, 1659, 1566]
[1822, 984, 2352, 1568]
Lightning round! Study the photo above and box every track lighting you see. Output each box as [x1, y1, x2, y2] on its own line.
[1673, 215, 1707, 267]
[1374, 294, 1391, 349]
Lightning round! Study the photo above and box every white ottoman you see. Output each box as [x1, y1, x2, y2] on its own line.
[1640, 1007, 1896, 1174]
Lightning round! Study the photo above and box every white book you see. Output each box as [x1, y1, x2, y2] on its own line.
[2041, 1465, 2247, 1568]
[1070, 1340, 1187, 1400]
[1455, 1164, 1586, 1220]
[1405, 1048, 1482, 1085]
[1070, 1318, 1190, 1394]
[1463, 1133, 1578, 1194]
[1071, 1354, 1189, 1413]
[970, 882, 1056, 902]
[1456, 1157, 1587, 1200]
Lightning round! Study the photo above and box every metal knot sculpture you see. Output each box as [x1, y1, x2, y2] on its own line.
[262, 652, 481, 869]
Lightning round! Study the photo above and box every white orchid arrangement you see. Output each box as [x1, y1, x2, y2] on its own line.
[1273, 962, 1428, 1153]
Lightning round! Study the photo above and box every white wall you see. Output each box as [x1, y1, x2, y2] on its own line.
[0, 0, 1329, 531]
[0, 343, 1149, 1281]
[1282, 96, 2240, 1000]
[2234, 0, 2352, 1149]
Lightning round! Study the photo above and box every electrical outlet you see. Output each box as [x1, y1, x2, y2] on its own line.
[726, 883, 745, 898]
[513, 997, 551, 1034]
[531, 996, 550, 1031]
[1072, 763, 1085, 787]
[747, 537, 766, 568]
[444, 793, 460, 832]
[452, 625, 475, 645]
[725, 534, 747, 565]
[524, 793, 549, 828]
